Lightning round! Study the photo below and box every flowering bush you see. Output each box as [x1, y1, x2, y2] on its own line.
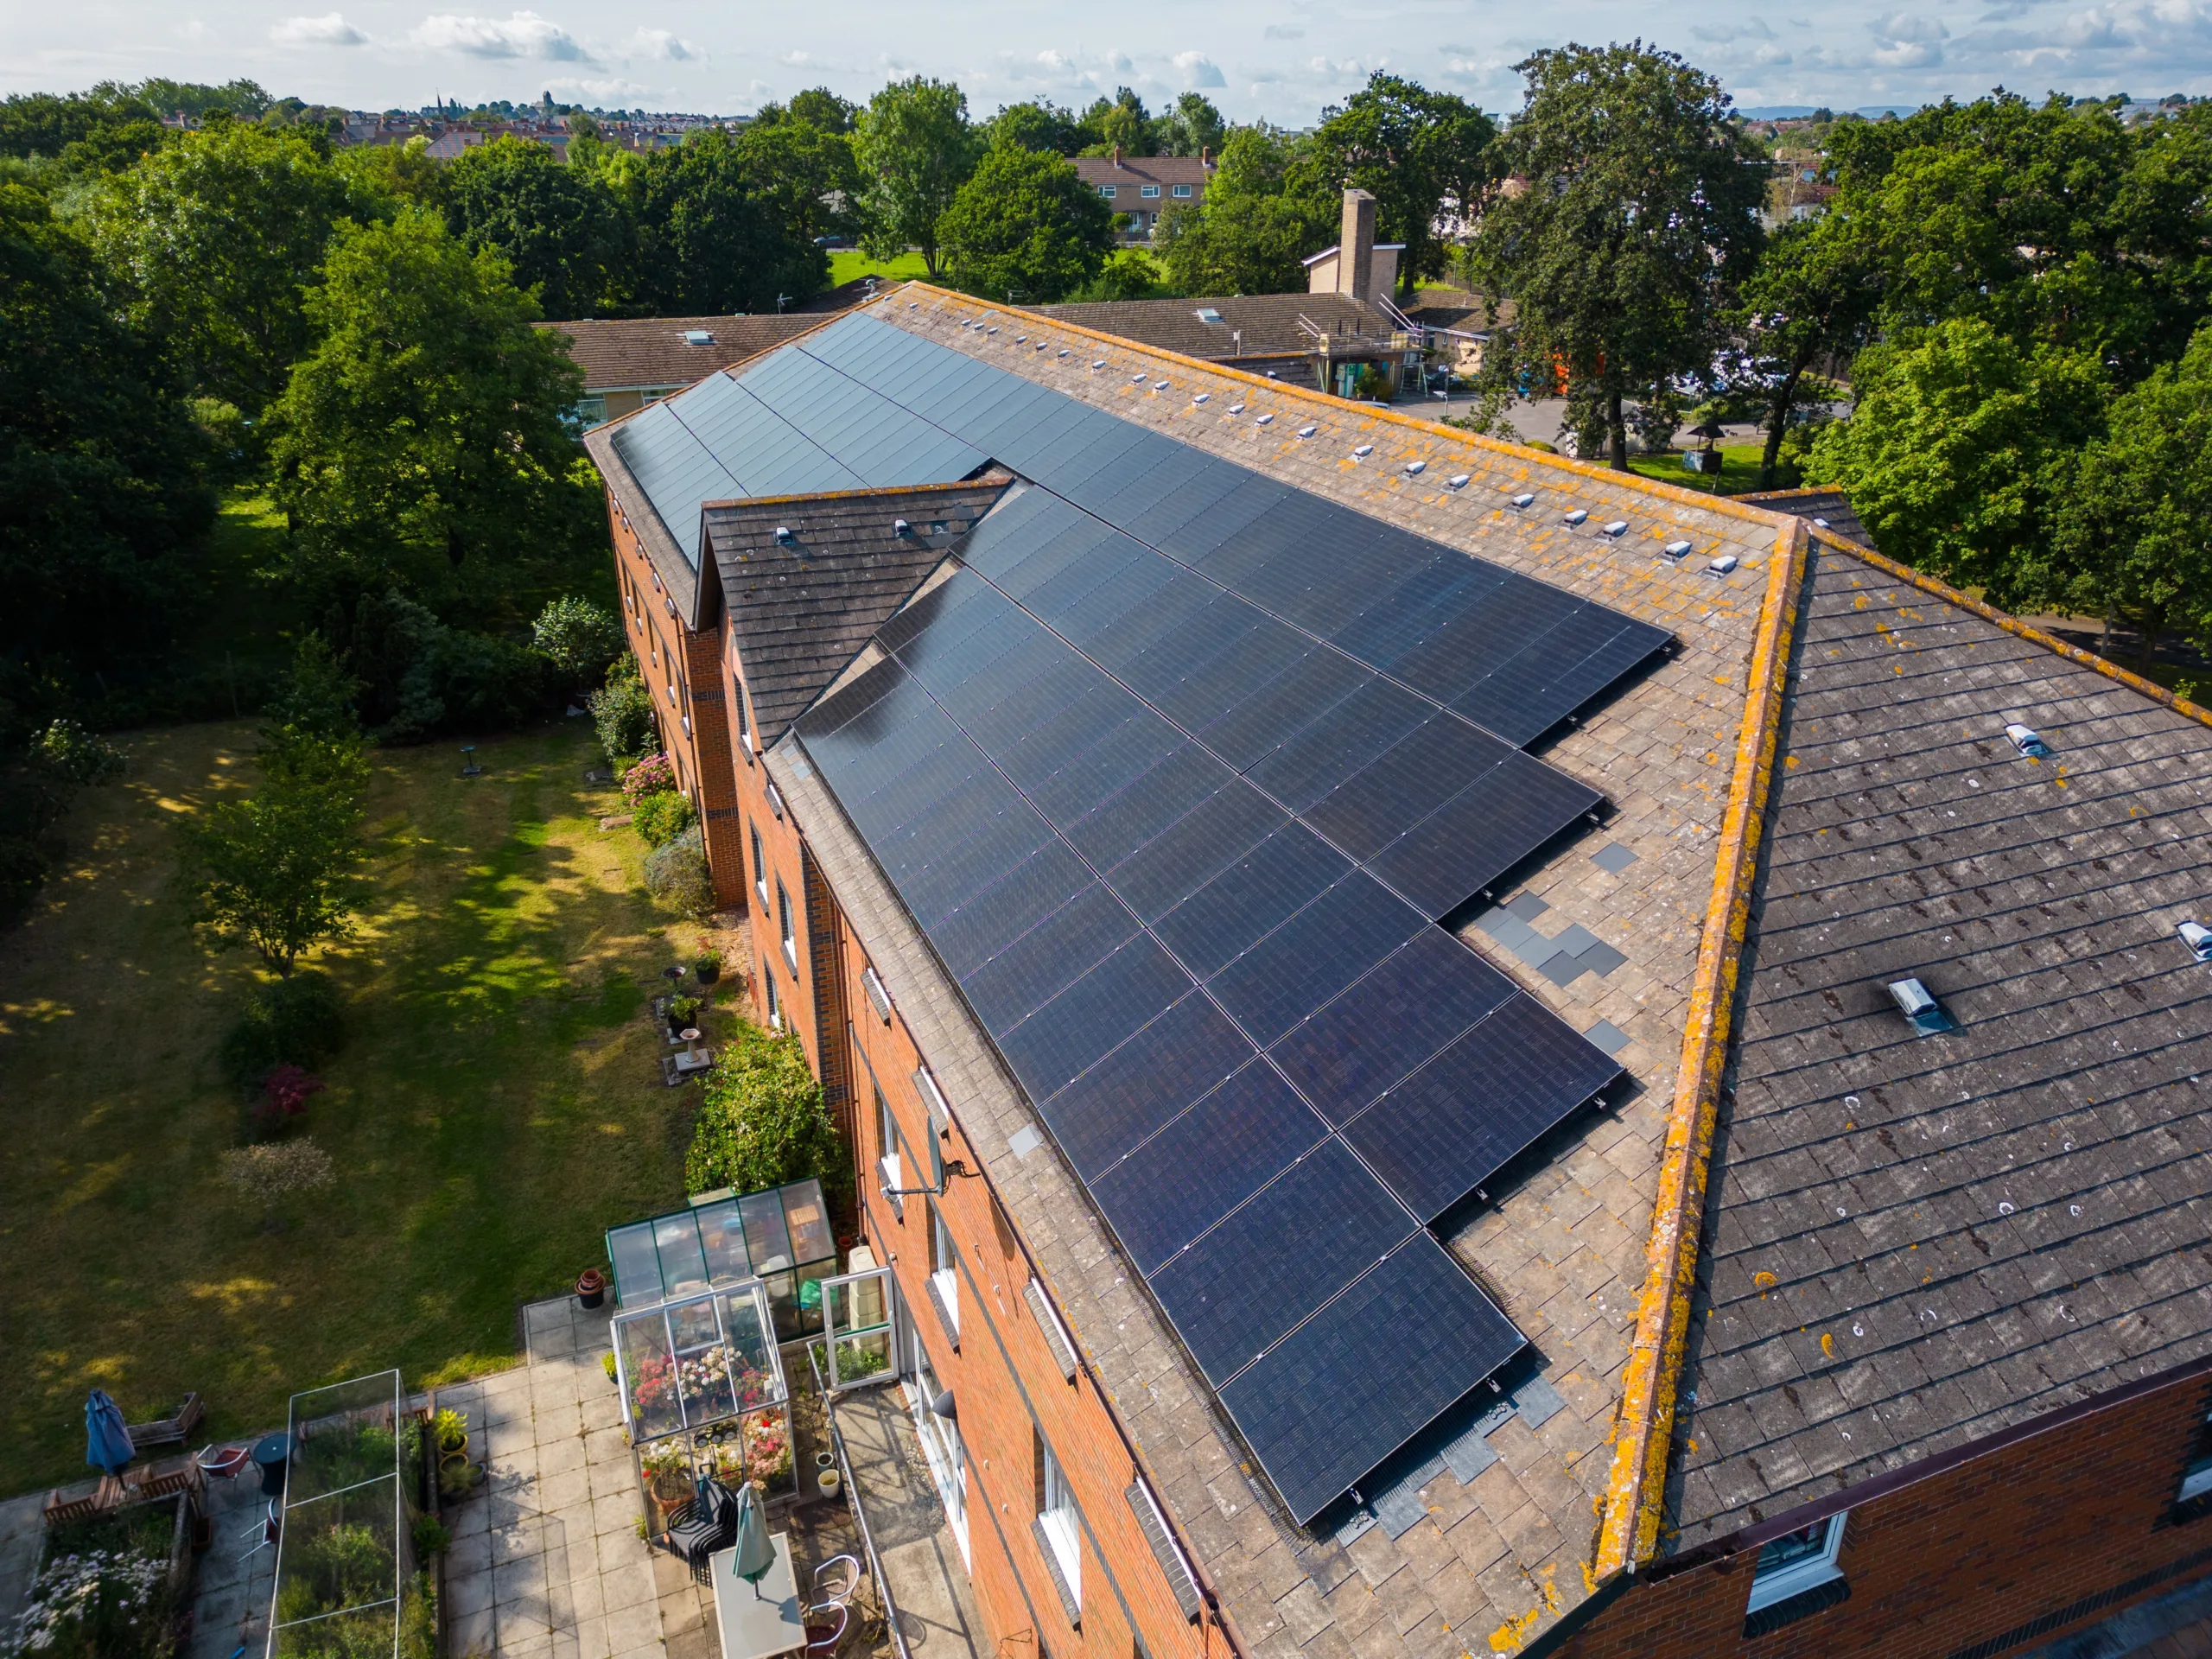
[622, 753, 676, 801]
[6, 1548, 168, 1659]
[251, 1064, 326, 1136]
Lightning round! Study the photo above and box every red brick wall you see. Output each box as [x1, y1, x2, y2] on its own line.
[1565, 1366, 2212, 1659]
[840, 925, 1214, 1659]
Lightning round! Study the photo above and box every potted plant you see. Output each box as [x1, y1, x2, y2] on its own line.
[666, 994, 702, 1037]
[431, 1408, 468, 1457]
[576, 1268, 606, 1310]
[694, 950, 722, 987]
[642, 1445, 691, 1503]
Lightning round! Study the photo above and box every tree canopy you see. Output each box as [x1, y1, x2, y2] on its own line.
[631, 128, 826, 313]
[445, 134, 623, 321]
[1465, 41, 1765, 467]
[856, 77, 976, 276]
[937, 146, 1114, 303]
[1155, 124, 1335, 296]
[1312, 73, 1494, 290]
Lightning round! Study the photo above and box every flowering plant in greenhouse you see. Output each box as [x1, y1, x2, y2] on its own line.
[8, 1548, 168, 1657]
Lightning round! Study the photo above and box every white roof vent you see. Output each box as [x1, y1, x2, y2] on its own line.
[1255, 413, 1274, 426]
[1296, 424, 1317, 438]
[1813, 516, 1831, 528]
[1564, 509, 1588, 526]
[1195, 307, 1224, 323]
[1404, 460, 1426, 475]
[774, 525, 793, 543]
[1707, 554, 1739, 575]
[1353, 444, 1374, 458]
[1228, 403, 1245, 414]
[1446, 474, 1469, 489]
[1131, 372, 1147, 383]
[2180, 922, 2212, 963]
[1602, 520, 1628, 537]
[893, 518, 912, 536]
[986, 325, 999, 334]
[1057, 348, 1070, 359]
[683, 328, 715, 345]
[2005, 722, 2050, 757]
[1092, 359, 1107, 369]
[1663, 540, 1693, 560]
[1153, 379, 1170, 391]
[1192, 392, 1210, 405]
[1510, 493, 1534, 509]
[1014, 334, 1027, 342]
[1887, 977, 1956, 1034]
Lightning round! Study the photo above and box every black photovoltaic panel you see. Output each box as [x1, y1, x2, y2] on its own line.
[764, 311, 1662, 1522]
[1341, 995, 1625, 1222]
[1148, 1139, 1415, 1384]
[1219, 1236, 1526, 1523]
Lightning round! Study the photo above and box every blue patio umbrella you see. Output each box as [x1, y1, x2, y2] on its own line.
[728, 1478, 773, 1595]
[86, 1389, 134, 1476]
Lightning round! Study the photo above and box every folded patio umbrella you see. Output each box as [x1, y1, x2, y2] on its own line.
[729, 1478, 773, 1594]
[86, 1389, 135, 1476]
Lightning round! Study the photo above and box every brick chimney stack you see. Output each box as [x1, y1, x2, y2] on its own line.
[1340, 188, 1377, 302]
[1112, 144, 1121, 168]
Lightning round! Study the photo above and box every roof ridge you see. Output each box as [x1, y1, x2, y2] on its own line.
[1596, 512, 1809, 1580]
[885, 281, 1802, 533]
[700, 470, 1012, 514]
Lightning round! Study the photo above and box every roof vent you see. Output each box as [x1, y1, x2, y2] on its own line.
[1192, 392, 1210, 405]
[1092, 359, 1107, 369]
[1015, 334, 1027, 342]
[1887, 977, 1955, 1034]
[1195, 307, 1224, 323]
[1564, 509, 1588, 526]
[1131, 372, 1147, 384]
[1404, 460, 1427, 475]
[1353, 444, 1374, 458]
[1057, 349, 1070, 359]
[1813, 516, 1831, 528]
[2181, 922, 2212, 963]
[774, 525, 793, 543]
[1153, 379, 1170, 391]
[908, 302, 918, 308]
[1662, 540, 1693, 560]
[893, 518, 912, 536]
[1296, 424, 1317, 438]
[1446, 474, 1469, 488]
[1227, 403, 1245, 414]
[1255, 413, 1274, 426]
[1510, 493, 1534, 509]
[1707, 554, 1739, 575]
[1602, 520, 1628, 537]
[2005, 722, 2050, 757]
[683, 329, 715, 345]
[986, 326, 999, 335]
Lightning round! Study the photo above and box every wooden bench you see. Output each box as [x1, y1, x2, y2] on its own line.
[126, 1391, 205, 1452]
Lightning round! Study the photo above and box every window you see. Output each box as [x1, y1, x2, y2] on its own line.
[735, 680, 753, 765]
[1096, 184, 1116, 199]
[751, 823, 768, 906]
[1140, 184, 1160, 199]
[929, 1204, 958, 1339]
[574, 393, 607, 427]
[778, 879, 797, 969]
[1171, 183, 1192, 199]
[1745, 1513, 1847, 1615]
[1034, 1433, 1082, 1621]
[2178, 1411, 2212, 1504]
[761, 958, 782, 1030]
[876, 1087, 904, 1219]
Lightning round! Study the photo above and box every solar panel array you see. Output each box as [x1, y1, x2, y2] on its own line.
[624, 309, 1662, 1522]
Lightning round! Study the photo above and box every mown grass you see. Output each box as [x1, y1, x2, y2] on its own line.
[828, 249, 932, 286]
[1627, 442, 1784, 497]
[0, 720, 698, 1494]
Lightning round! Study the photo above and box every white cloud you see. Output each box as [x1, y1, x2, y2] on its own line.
[1871, 9, 1949, 64]
[1263, 23, 1304, 40]
[627, 28, 696, 60]
[410, 10, 589, 60]
[1692, 17, 1777, 41]
[548, 73, 648, 100]
[1173, 49, 1226, 86]
[271, 11, 367, 45]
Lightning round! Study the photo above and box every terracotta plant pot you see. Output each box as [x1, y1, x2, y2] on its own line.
[576, 1268, 606, 1310]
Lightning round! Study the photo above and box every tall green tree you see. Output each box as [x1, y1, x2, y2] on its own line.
[760, 87, 859, 135]
[986, 99, 1083, 156]
[1155, 125, 1336, 296]
[1465, 41, 1764, 468]
[937, 146, 1113, 302]
[0, 182, 213, 719]
[179, 772, 364, 973]
[1728, 217, 1882, 486]
[855, 77, 977, 276]
[1077, 87, 1153, 156]
[0, 83, 157, 159]
[1312, 74, 1494, 291]
[89, 121, 369, 415]
[266, 208, 593, 600]
[1806, 318, 2106, 606]
[734, 117, 865, 253]
[444, 134, 623, 321]
[687, 1020, 845, 1197]
[632, 129, 826, 312]
[1158, 93, 1226, 158]
[2046, 323, 2212, 657]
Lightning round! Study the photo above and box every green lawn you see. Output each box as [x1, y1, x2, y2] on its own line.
[829, 249, 931, 286]
[0, 719, 704, 1494]
[1628, 442, 1783, 497]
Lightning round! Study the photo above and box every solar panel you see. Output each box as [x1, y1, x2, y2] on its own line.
[1218, 1236, 1524, 1523]
[1206, 874, 1426, 1046]
[1036, 992, 1254, 1179]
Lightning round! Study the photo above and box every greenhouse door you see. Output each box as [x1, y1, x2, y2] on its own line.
[822, 1267, 898, 1390]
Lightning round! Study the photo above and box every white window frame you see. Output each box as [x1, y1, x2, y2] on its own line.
[930, 1205, 959, 1338]
[1745, 1512, 1847, 1614]
[1096, 184, 1116, 199]
[2180, 1411, 2212, 1503]
[761, 958, 782, 1030]
[876, 1088, 904, 1220]
[1038, 1435, 1083, 1608]
[778, 877, 797, 970]
[1140, 183, 1160, 199]
[752, 823, 768, 906]
[1171, 183, 1192, 199]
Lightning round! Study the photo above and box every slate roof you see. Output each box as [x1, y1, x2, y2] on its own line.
[1740, 486, 1875, 550]
[540, 314, 826, 394]
[1030, 293, 1406, 364]
[1668, 538, 2212, 1549]
[1071, 154, 1215, 190]
[705, 478, 1010, 744]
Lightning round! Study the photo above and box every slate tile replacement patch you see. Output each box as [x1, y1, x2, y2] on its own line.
[1473, 905, 1630, 987]
[1584, 1020, 1631, 1058]
[1590, 842, 1638, 875]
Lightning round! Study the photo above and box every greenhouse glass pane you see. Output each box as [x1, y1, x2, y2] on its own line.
[607, 1223, 661, 1306]
[696, 1200, 750, 1282]
[781, 1180, 833, 1268]
[653, 1212, 711, 1300]
[739, 1191, 794, 1273]
[274, 1605, 397, 1659]
[617, 1312, 685, 1441]
[668, 1297, 734, 1426]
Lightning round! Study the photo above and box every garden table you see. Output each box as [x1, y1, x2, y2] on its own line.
[711, 1530, 803, 1659]
[251, 1431, 291, 1497]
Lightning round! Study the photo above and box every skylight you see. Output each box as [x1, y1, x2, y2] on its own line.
[1195, 307, 1224, 324]
[1887, 977, 1955, 1035]
[683, 329, 715, 345]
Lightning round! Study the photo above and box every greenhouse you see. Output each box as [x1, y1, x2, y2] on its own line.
[266, 1370, 427, 1659]
[605, 1179, 836, 1339]
[612, 1278, 798, 1538]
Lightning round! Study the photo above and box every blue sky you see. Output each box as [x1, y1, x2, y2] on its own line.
[8, 0, 2210, 115]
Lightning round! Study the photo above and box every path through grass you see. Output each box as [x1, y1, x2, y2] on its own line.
[0, 721, 696, 1493]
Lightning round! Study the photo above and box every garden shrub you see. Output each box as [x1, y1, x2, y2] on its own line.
[621, 752, 674, 800]
[10, 1546, 172, 1659]
[589, 658, 656, 765]
[33, 719, 126, 785]
[686, 1020, 847, 1197]
[219, 969, 346, 1088]
[251, 1063, 326, 1138]
[632, 789, 695, 848]
[643, 823, 713, 920]
[398, 1572, 437, 1659]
